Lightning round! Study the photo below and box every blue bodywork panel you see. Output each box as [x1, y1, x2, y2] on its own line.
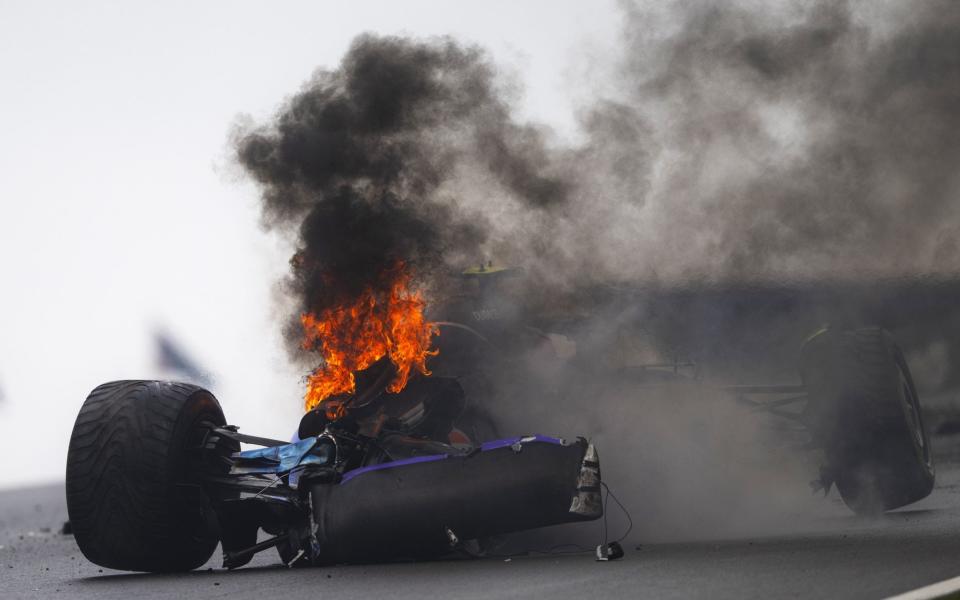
[231, 436, 333, 475]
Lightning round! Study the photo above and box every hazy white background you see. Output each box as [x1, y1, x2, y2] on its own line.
[0, 0, 620, 488]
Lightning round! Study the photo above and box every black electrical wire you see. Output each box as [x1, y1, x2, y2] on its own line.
[601, 481, 633, 543]
[602, 481, 610, 544]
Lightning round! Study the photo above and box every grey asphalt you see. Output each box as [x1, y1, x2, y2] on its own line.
[4, 455, 960, 600]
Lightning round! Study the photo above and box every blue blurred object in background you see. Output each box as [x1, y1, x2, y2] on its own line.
[154, 329, 214, 388]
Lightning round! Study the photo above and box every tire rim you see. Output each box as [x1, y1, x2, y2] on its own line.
[899, 368, 930, 468]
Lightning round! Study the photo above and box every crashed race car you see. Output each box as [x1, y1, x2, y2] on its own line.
[64, 267, 934, 573]
[65, 359, 603, 572]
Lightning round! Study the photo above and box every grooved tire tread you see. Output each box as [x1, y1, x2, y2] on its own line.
[66, 380, 226, 572]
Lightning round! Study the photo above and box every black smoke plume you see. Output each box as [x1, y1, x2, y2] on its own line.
[238, 2, 960, 326]
[235, 34, 569, 351]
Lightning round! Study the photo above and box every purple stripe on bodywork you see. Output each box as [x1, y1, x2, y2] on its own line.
[479, 435, 565, 452]
[339, 435, 566, 484]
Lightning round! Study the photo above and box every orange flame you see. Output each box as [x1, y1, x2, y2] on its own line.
[300, 262, 438, 412]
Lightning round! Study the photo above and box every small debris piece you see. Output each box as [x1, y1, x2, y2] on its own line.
[444, 527, 459, 547]
[595, 542, 624, 561]
[59, 521, 73, 536]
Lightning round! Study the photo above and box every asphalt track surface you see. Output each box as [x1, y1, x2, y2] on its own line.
[4, 457, 960, 599]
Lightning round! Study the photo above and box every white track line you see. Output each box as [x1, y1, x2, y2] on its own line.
[885, 575, 960, 600]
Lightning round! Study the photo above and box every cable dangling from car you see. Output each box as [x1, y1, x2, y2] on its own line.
[595, 481, 630, 561]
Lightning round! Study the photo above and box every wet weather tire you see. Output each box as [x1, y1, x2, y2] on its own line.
[66, 380, 227, 572]
[802, 327, 934, 515]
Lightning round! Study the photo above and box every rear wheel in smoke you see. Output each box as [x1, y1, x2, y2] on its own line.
[66, 380, 230, 571]
[801, 327, 934, 515]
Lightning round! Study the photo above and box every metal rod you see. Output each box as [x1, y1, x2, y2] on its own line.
[617, 363, 697, 370]
[434, 321, 493, 345]
[214, 427, 290, 448]
[765, 407, 808, 423]
[204, 475, 298, 499]
[718, 384, 807, 394]
[752, 394, 808, 409]
[223, 535, 285, 569]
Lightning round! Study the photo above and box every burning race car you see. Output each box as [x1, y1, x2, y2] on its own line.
[65, 359, 603, 572]
[64, 269, 933, 573]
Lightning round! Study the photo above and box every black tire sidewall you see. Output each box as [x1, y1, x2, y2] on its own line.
[801, 328, 934, 514]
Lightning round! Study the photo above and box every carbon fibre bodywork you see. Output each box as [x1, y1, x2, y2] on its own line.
[310, 436, 601, 563]
[220, 431, 602, 567]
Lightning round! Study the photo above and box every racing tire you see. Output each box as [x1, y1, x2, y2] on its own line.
[801, 327, 934, 515]
[66, 380, 228, 572]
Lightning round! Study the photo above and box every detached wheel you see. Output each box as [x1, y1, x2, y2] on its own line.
[66, 380, 227, 572]
[802, 327, 934, 514]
